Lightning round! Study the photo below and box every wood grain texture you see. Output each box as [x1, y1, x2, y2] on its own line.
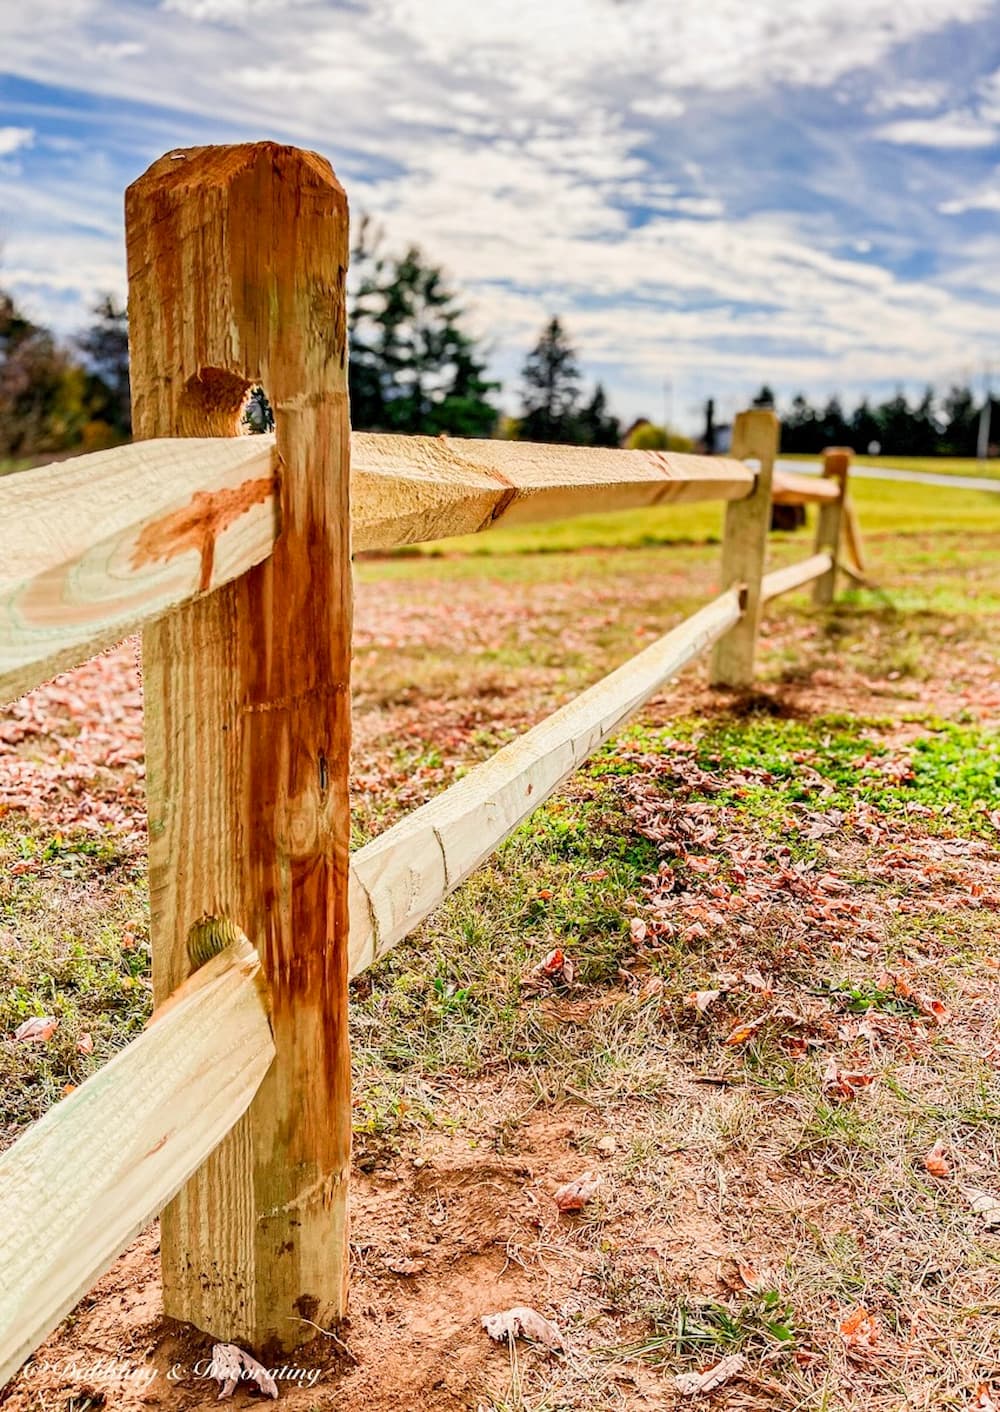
[771, 469, 840, 505]
[351, 435, 753, 550]
[1, 428, 751, 707]
[760, 552, 833, 603]
[709, 409, 780, 688]
[0, 936, 273, 1390]
[813, 448, 851, 605]
[348, 589, 743, 979]
[127, 143, 352, 1351]
[0, 439, 277, 706]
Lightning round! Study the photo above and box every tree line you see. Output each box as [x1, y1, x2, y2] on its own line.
[750, 384, 997, 459]
[3, 232, 996, 462]
[0, 229, 619, 462]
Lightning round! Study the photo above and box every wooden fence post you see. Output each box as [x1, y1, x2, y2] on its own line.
[125, 144, 352, 1352]
[709, 408, 780, 688]
[812, 446, 851, 605]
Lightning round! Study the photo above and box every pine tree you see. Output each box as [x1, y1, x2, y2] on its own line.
[518, 317, 582, 442]
[348, 219, 497, 436]
[76, 295, 131, 437]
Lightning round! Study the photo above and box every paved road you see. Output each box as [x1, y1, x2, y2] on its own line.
[776, 458, 1000, 494]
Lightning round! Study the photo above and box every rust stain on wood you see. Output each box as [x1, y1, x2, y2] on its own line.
[131, 473, 276, 591]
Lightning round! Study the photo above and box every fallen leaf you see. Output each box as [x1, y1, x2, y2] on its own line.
[481, 1306, 563, 1350]
[522, 948, 575, 992]
[210, 1343, 278, 1400]
[736, 1260, 762, 1291]
[384, 1255, 426, 1276]
[914, 991, 948, 1025]
[630, 918, 648, 943]
[595, 1134, 618, 1156]
[553, 1171, 601, 1212]
[581, 869, 608, 883]
[964, 1187, 1000, 1229]
[923, 1139, 951, 1177]
[13, 1016, 58, 1044]
[725, 1016, 764, 1047]
[674, 1353, 745, 1395]
[61, 1083, 77, 1097]
[972, 1383, 999, 1411]
[687, 989, 721, 1014]
[823, 1058, 875, 1101]
[76, 1032, 94, 1055]
[839, 1305, 879, 1353]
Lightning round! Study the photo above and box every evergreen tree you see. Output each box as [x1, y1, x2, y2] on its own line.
[577, 382, 620, 447]
[850, 397, 881, 453]
[751, 384, 776, 408]
[940, 385, 979, 457]
[76, 295, 131, 437]
[518, 317, 582, 442]
[349, 218, 497, 436]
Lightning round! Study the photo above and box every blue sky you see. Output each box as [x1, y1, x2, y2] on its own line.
[2, 0, 1000, 431]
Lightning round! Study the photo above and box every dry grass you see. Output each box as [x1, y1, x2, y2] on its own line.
[1, 488, 998, 1410]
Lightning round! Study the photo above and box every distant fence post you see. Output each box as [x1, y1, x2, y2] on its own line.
[813, 446, 851, 604]
[709, 408, 780, 688]
[126, 145, 352, 1351]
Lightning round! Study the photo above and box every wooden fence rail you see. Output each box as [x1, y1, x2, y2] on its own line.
[0, 142, 859, 1382]
[0, 935, 272, 1388]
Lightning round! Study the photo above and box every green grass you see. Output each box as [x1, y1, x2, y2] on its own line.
[0, 824, 150, 1135]
[386, 474, 1000, 557]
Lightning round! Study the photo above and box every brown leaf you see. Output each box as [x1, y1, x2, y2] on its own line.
[210, 1343, 278, 1400]
[673, 1353, 745, 1395]
[914, 991, 948, 1025]
[823, 1058, 875, 1101]
[839, 1305, 879, 1353]
[553, 1171, 601, 1212]
[384, 1255, 426, 1276]
[725, 1016, 764, 1047]
[736, 1260, 762, 1291]
[76, 1032, 94, 1056]
[687, 989, 721, 1014]
[481, 1306, 563, 1350]
[964, 1186, 1000, 1229]
[972, 1384, 999, 1411]
[923, 1139, 951, 1177]
[13, 1016, 58, 1044]
[522, 947, 574, 992]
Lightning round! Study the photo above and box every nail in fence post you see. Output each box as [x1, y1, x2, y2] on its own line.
[125, 144, 352, 1352]
[812, 446, 851, 605]
[709, 408, 780, 688]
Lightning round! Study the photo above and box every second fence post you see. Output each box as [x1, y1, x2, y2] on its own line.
[813, 446, 851, 604]
[126, 145, 353, 1351]
[709, 408, 780, 688]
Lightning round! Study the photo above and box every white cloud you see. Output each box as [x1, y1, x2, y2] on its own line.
[0, 0, 999, 424]
[874, 115, 998, 148]
[939, 187, 1000, 214]
[94, 40, 146, 59]
[0, 127, 35, 158]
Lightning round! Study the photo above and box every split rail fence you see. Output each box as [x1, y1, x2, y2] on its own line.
[0, 143, 863, 1381]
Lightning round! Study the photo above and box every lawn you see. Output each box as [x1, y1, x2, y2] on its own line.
[2, 477, 999, 1411]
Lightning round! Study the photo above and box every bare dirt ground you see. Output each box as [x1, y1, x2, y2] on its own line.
[2, 522, 999, 1412]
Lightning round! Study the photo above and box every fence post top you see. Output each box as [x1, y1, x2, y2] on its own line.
[126, 141, 345, 209]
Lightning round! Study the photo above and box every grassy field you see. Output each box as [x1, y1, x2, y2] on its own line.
[2, 478, 999, 1410]
[391, 474, 1000, 557]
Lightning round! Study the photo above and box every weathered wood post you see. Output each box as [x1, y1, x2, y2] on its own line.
[709, 408, 780, 688]
[125, 144, 352, 1352]
[813, 446, 851, 605]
